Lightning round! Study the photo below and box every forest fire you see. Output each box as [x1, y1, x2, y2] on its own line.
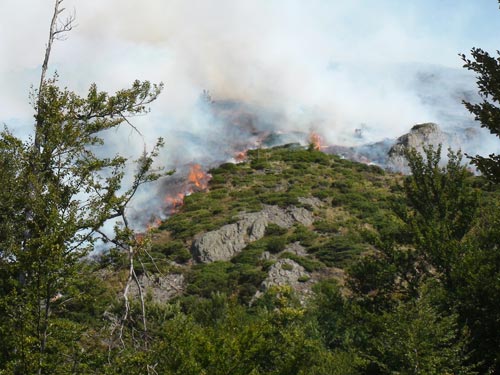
[309, 132, 326, 151]
[164, 193, 185, 214]
[235, 150, 247, 162]
[161, 164, 212, 217]
[188, 164, 211, 190]
[138, 164, 213, 232]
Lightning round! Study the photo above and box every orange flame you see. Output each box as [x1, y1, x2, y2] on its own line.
[188, 164, 211, 190]
[309, 132, 324, 151]
[235, 151, 247, 162]
[146, 217, 162, 231]
[164, 192, 185, 214]
[160, 164, 212, 218]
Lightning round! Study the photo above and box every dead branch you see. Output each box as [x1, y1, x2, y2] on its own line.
[36, 0, 76, 150]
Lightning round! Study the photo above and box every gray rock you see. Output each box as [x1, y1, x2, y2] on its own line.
[192, 222, 248, 262]
[297, 196, 324, 209]
[261, 259, 309, 291]
[284, 242, 307, 256]
[253, 258, 316, 304]
[259, 242, 306, 262]
[129, 273, 185, 302]
[387, 123, 449, 172]
[192, 204, 314, 262]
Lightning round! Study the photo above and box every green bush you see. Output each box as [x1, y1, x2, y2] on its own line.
[266, 236, 287, 254]
[186, 262, 233, 298]
[279, 252, 324, 272]
[314, 220, 340, 234]
[173, 248, 192, 263]
[288, 225, 318, 247]
[309, 237, 366, 267]
[231, 247, 264, 265]
[250, 159, 270, 170]
[312, 189, 331, 200]
[265, 223, 288, 236]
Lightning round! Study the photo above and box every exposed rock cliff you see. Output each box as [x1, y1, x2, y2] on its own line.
[192, 205, 314, 263]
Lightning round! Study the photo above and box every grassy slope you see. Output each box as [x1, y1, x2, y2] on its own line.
[143, 144, 406, 303]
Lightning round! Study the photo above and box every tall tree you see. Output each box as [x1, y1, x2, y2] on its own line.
[461, 26, 500, 183]
[0, 1, 165, 373]
[403, 145, 477, 287]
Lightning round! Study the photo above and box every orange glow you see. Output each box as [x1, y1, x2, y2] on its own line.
[164, 192, 185, 214]
[235, 151, 247, 162]
[161, 164, 211, 218]
[135, 232, 145, 244]
[146, 217, 162, 232]
[188, 164, 211, 190]
[309, 132, 323, 151]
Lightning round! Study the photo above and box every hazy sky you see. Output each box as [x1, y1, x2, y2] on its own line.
[3, 0, 500, 226]
[1, 0, 500, 151]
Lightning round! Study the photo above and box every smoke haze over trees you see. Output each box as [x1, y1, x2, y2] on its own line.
[0, 1, 500, 374]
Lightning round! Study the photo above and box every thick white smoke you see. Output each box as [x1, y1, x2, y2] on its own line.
[2, 0, 500, 226]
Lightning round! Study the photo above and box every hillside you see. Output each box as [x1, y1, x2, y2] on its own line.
[128, 144, 405, 305]
[91, 144, 499, 374]
[4, 143, 500, 374]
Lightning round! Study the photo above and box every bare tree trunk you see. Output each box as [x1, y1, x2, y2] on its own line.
[118, 214, 149, 349]
[35, 0, 74, 150]
[33, 2, 74, 374]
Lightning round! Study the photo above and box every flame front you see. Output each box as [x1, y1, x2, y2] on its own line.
[309, 132, 324, 151]
[164, 192, 185, 214]
[235, 150, 247, 162]
[161, 164, 211, 217]
[188, 164, 211, 190]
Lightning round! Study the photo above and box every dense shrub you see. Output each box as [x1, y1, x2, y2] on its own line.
[309, 237, 366, 267]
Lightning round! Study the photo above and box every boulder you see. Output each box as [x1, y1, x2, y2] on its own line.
[192, 205, 314, 262]
[129, 273, 185, 303]
[387, 123, 449, 171]
[260, 259, 309, 291]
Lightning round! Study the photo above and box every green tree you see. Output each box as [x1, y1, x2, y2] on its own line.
[0, 2, 165, 373]
[141, 287, 344, 375]
[461, 32, 500, 183]
[403, 145, 477, 286]
[450, 201, 500, 373]
[316, 146, 480, 373]
[370, 288, 472, 375]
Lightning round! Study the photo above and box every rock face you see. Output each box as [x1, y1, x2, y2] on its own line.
[192, 205, 314, 263]
[260, 259, 309, 291]
[129, 273, 185, 302]
[387, 123, 448, 171]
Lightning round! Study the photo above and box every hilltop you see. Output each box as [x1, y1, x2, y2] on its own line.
[122, 144, 405, 305]
[77, 141, 499, 374]
[5, 140, 500, 374]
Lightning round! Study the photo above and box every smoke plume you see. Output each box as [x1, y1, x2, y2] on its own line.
[2, 1, 500, 227]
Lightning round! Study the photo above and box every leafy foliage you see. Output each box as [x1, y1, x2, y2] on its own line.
[461, 47, 500, 183]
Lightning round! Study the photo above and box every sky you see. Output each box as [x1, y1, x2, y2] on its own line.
[2, 1, 500, 142]
[1, 1, 500, 222]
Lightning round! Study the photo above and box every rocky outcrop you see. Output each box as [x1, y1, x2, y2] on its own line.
[253, 258, 314, 304]
[387, 123, 449, 171]
[297, 196, 324, 210]
[192, 205, 314, 263]
[260, 259, 309, 291]
[129, 273, 185, 302]
[261, 242, 307, 261]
